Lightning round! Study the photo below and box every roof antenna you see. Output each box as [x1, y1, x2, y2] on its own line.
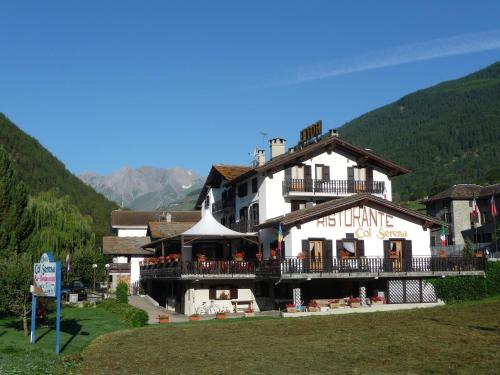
[259, 131, 268, 149]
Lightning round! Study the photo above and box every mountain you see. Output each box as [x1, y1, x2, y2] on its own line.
[339, 61, 500, 201]
[80, 166, 204, 210]
[0, 113, 118, 238]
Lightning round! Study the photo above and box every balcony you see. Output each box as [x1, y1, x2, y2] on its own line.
[212, 199, 235, 213]
[228, 220, 258, 233]
[141, 260, 257, 280]
[108, 263, 131, 274]
[259, 256, 485, 279]
[282, 179, 385, 197]
[140, 256, 485, 281]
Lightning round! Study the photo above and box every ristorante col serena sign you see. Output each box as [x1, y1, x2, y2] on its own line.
[33, 253, 57, 297]
[316, 207, 408, 239]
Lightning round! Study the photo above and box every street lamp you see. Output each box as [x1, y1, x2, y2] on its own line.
[92, 263, 98, 290]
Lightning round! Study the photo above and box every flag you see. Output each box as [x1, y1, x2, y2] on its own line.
[440, 224, 446, 247]
[66, 253, 70, 273]
[277, 223, 283, 255]
[471, 197, 479, 219]
[491, 194, 497, 217]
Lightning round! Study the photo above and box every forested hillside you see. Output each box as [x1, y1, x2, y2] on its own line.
[0, 114, 118, 237]
[339, 61, 500, 201]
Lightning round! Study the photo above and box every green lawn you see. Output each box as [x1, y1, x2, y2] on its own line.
[79, 298, 500, 375]
[0, 306, 127, 375]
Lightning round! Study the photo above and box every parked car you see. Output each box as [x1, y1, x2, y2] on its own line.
[62, 280, 88, 301]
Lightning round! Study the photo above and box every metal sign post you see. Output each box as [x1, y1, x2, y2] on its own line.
[31, 252, 62, 354]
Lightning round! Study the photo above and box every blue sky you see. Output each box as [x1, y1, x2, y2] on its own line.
[1, 1, 499, 177]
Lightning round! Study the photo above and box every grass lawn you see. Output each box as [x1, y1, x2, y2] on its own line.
[79, 298, 500, 375]
[0, 306, 127, 375]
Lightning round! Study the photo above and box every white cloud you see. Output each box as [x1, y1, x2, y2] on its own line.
[276, 30, 500, 85]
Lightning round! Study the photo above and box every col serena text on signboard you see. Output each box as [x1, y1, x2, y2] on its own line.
[299, 120, 322, 145]
[33, 254, 57, 297]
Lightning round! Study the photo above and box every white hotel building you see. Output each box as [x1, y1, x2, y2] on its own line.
[138, 125, 484, 315]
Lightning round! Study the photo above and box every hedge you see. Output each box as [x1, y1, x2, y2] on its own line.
[430, 261, 500, 303]
[116, 281, 129, 304]
[98, 298, 149, 327]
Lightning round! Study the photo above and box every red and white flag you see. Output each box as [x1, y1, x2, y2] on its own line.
[491, 194, 498, 217]
[471, 197, 479, 218]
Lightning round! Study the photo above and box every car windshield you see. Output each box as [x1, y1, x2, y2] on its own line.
[73, 281, 84, 288]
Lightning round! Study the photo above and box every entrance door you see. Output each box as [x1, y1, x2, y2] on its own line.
[309, 240, 323, 271]
[389, 240, 403, 271]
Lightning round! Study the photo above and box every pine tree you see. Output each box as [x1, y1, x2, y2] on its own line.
[0, 146, 32, 256]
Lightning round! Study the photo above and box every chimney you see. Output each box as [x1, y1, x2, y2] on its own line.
[269, 138, 286, 159]
[256, 149, 266, 166]
[329, 129, 339, 137]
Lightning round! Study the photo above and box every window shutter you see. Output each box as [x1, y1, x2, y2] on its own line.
[347, 167, 354, 180]
[383, 240, 390, 259]
[285, 167, 292, 180]
[336, 240, 343, 258]
[230, 287, 238, 300]
[209, 287, 216, 300]
[325, 240, 333, 260]
[302, 240, 309, 257]
[323, 165, 330, 181]
[304, 165, 312, 192]
[291, 201, 300, 212]
[366, 167, 373, 182]
[356, 239, 365, 257]
[404, 240, 413, 271]
[281, 240, 286, 258]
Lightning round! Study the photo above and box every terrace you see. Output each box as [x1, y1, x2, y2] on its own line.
[282, 179, 385, 197]
[140, 256, 485, 280]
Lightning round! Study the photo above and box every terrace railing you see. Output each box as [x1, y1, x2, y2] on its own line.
[282, 179, 385, 195]
[141, 256, 485, 280]
[256, 256, 486, 277]
[212, 199, 235, 213]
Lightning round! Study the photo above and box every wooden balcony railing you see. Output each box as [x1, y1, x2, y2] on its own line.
[108, 263, 131, 273]
[260, 256, 486, 276]
[282, 179, 385, 195]
[140, 256, 485, 280]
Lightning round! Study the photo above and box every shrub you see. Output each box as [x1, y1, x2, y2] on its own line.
[430, 261, 500, 303]
[116, 281, 128, 304]
[98, 298, 148, 327]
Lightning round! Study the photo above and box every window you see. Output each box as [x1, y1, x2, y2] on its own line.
[204, 196, 210, 209]
[315, 164, 323, 180]
[341, 239, 357, 258]
[291, 165, 304, 179]
[291, 200, 306, 212]
[251, 178, 258, 193]
[238, 182, 248, 197]
[239, 207, 248, 222]
[250, 204, 259, 226]
[209, 286, 238, 300]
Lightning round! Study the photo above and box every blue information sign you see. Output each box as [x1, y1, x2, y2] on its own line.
[31, 252, 62, 354]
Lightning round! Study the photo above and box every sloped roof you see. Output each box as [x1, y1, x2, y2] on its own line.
[213, 165, 253, 181]
[102, 237, 154, 255]
[425, 184, 483, 203]
[227, 134, 410, 186]
[479, 183, 500, 198]
[111, 210, 201, 227]
[257, 193, 442, 230]
[148, 221, 197, 239]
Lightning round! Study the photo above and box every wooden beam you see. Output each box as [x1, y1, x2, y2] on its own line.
[357, 156, 369, 165]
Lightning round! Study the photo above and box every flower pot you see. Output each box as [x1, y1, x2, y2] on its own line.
[350, 302, 360, 308]
[373, 300, 384, 305]
[158, 315, 170, 324]
[190, 316, 200, 321]
[286, 307, 297, 313]
[215, 313, 226, 320]
[308, 307, 320, 312]
[329, 303, 340, 309]
[244, 312, 255, 318]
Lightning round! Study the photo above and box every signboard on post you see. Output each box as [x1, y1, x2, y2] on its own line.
[31, 252, 62, 354]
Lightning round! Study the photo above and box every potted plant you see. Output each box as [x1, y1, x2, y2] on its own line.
[157, 314, 170, 324]
[244, 307, 255, 318]
[190, 313, 200, 321]
[371, 296, 385, 305]
[296, 251, 305, 260]
[215, 309, 227, 320]
[308, 300, 320, 312]
[219, 291, 229, 300]
[285, 303, 296, 313]
[270, 249, 277, 260]
[329, 299, 340, 309]
[350, 297, 361, 308]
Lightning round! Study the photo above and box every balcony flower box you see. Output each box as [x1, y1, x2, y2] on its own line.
[158, 314, 170, 324]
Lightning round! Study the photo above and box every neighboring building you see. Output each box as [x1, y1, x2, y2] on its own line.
[424, 183, 500, 252]
[140, 124, 485, 314]
[103, 210, 200, 292]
